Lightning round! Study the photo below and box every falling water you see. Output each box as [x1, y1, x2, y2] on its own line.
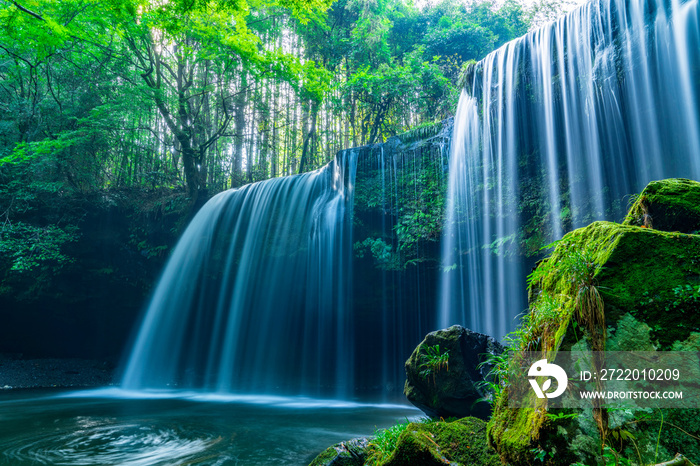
[122, 153, 357, 397]
[441, 0, 700, 339]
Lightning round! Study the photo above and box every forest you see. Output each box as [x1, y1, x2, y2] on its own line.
[0, 0, 556, 198]
[0, 0, 570, 284]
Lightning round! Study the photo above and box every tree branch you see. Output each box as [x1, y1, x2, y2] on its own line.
[10, 0, 44, 21]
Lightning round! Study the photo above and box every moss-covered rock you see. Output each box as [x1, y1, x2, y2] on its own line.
[380, 417, 500, 466]
[489, 194, 700, 464]
[528, 221, 700, 349]
[623, 178, 700, 234]
[308, 437, 370, 466]
[404, 325, 503, 419]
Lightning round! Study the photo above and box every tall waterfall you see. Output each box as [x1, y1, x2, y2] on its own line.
[122, 154, 357, 397]
[440, 0, 700, 339]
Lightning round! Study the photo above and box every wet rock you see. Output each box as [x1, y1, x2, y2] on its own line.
[0, 356, 115, 388]
[308, 437, 370, 466]
[490, 187, 700, 465]
[403, 325, 503, 420]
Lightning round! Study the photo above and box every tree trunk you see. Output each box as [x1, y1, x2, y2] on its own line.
[299, 100, 319, 174]
[233, 70, 248, 187]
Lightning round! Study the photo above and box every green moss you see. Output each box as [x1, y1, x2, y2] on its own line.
[671, 332, 700, 351]
[309, 438, 369, 466]
[490, 215, 700, 464]
[488, 395, 545, 465]
[366, 420, 412, 464]
[624, 178, 700, 234]
[308, 447, 341, 466]
[536, 221, 700, 348]
[393, 120, 448, 145]
[379, 417, 500, 466]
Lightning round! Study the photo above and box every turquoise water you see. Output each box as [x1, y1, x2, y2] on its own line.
[0, 389, 419, 465]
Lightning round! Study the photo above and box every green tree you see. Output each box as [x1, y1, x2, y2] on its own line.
[1, 0, 333, 199]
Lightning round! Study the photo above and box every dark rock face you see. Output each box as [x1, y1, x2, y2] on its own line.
[403, 325, 503, 420]
[0, 188, 191, 363]
[308, 437, 370, 466]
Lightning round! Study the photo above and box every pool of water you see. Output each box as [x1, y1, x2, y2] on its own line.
[0, 389, 420, 465]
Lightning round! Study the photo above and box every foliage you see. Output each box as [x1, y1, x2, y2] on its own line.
[353, 133, 448, 269]
[392, 148, 447, 262]
[0, 221, 78, 273]
[545, 411, 579, 422]
[476, 345, 511, 404]
[366, 419, 415, 465]
[0, 0, 539, 201]
[658, 410, 700, 463]
[419, 344, 449, 383]
[353, 237, 402, 270]
[490, 209, 700, 465]
[128, 227, 169, 259]
[0, 161, 81, 286]
[521, 0, 585, 29]
[367, 417, 500, 466]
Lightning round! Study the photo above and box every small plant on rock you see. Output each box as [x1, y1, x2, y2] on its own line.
[366, 419, 412, 465]
[420, 344, 449, 384]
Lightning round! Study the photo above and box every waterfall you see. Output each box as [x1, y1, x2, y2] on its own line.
[441, 0, 700, 339]
[122, 153, 357, 397]
[121, 125, 450, 398]
[121, 0, 699, 396]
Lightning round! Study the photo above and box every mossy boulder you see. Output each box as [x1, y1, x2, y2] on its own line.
[546, 221, 700, 348]
[404, 325, 503, 419]
[308, 437, 370, 466]
[624, 178, 700, 234]
[380, 417, 500, 466]
[489, 215, 700, 464]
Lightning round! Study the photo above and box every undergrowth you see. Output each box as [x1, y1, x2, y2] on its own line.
[366, 417, 442, 465]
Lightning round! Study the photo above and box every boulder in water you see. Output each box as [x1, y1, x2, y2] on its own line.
[403, 325, 503, 420]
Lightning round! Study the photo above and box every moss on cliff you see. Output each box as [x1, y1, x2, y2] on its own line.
[532, 221, 700, 349]
[624, 178, 700, 234]
[489, 179, 700, 464]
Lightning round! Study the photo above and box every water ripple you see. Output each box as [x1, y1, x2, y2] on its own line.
[2, 417, 226, 466]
